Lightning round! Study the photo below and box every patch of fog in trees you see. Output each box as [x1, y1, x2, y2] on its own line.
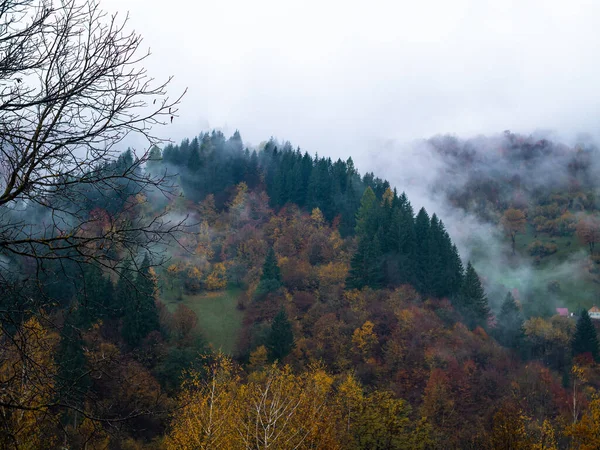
[362, 132, 598, 314]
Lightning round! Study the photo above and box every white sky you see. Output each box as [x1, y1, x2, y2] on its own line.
[104, 0, 600, 164]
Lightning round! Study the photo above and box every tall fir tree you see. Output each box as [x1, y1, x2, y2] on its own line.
[122, 255, 160, 347]
[495, 291, 524, 349]
[267, 309, 295, 361]
[455, 262, 490, 330]
[255, 247, 282, 299]
[113, 260, 134, 319]
[395, 193, 417, 285]
[347, 187, 383, 289]
[78, 265, 108, 326]
[187, 138, 201, 172]
[572, 309, 599, 361]
[425, 214, 445, 297]
[355, 187, 379, 238]
[414, 207, 431, 293]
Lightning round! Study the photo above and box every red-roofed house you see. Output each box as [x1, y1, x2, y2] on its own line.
[556, 308, 569, 317]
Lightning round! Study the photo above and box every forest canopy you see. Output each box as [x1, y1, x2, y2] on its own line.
[2, 0, 600, 448]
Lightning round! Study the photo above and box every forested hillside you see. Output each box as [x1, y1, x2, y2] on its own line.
[416, 132, 600, 316]
[6, 127, 600, 449]
[4, 0, 600, 448]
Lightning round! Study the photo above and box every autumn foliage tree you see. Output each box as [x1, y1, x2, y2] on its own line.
[501, 208, 527, 255]
[166, 356, 338, 449]
[0, 317, 59, 448]
[566, 395, 600, 449]
[576, 215, 600, 255]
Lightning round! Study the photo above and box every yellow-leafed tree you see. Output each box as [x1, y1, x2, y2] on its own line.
[0, 317, 60, 449]
[205, 262, 228, 291]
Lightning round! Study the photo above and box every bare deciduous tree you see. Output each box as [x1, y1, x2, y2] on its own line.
[0, 0, 187, 441]
[0, 0, 186, 277]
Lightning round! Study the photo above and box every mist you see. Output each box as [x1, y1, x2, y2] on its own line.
[365, 132, 599, 314]
[102, 0, 600, 159]
[94, 0, 600, 315]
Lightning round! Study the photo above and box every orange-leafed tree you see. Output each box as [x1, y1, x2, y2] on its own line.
[501, 208, 527, 255]
[576, 215, 600, 255]
[421, 368, 455, 431]
[489, 401, 533, 450]
[170, 304, 199, 342]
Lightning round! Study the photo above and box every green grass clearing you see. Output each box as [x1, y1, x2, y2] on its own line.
[162, 286, 243, 354]
[472, 223, 600, 314]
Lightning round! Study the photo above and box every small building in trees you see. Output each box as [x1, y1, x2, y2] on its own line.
[556, 307, 570, 318]
[589, 305, 600, 320]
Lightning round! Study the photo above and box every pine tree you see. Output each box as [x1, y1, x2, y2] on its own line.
[228, 129, 244, 153]
[113, 260, 134, 319]
[187, 141, 201, 172]
[255, 247, 282, 299]
[495, 291, 524, 349]
[298, 152, 313, 206]
[445, 243, 464, 297]
[455, 262, 490, 330]
[146, 146, 162, 173]
[79, 265, 107, 326]
[245, 150, 261, 189]
[267, 309, 294, 361]
[366, 235, 384, 288]
[347, 187, 384, 289]
[307, 157, 334, 220]
[425, 214, 445, 297]
[572, 309, 599, 361]
[395, 193, 417, 285]
[122, 255, 160, 346]
[413, 208, 430, 293]
[379, 188, 396, 253]
[355, 187, 379, 238]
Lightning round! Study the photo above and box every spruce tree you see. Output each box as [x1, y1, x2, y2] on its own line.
[445, 243, 464, 297]
[495, 291, 524, 349]
[255, 248, 282, 298]
[267, 309, 294, 361]
[113, 260, 134, 319]
[346, 187, 383, 289]
[80, 265, 107, 326]
[413, 207, 430, 293]
[245, 150, 261, 189]
[395, 194, 416, 285]
[455, 262, 490, 330]
[355, 187, 379, 238]
[187, 145, 201, 172]
[572, 309, 599, 361]
[425, 214, 445, 296]
[122, 255, 160, 346]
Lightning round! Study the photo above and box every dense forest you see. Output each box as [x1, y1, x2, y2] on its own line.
[5, 127, 600, 449]
[3, 0, 600, 447]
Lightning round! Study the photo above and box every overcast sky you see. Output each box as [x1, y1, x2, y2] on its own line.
[104, 0, 600, 164]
